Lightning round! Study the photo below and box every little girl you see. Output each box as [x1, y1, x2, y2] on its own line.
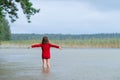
[30, 36, 61, 70]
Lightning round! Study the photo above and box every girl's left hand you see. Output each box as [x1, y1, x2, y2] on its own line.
[59, 47, 62, 50]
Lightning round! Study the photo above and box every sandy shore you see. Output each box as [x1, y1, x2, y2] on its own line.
[0, 43, 120, 48]
[0, 44, 29, 49]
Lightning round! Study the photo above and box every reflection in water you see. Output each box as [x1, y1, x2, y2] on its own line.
[42, 67, 50, 73]
[1, 48, 120, 80]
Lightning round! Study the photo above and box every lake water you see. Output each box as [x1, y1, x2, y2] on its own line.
[0, 48, 120, 80]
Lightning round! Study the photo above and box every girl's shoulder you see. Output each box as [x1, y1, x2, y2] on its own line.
[42, 43, 50, 45]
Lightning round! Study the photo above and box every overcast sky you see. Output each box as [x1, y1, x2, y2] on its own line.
[10, 0, 120, 34]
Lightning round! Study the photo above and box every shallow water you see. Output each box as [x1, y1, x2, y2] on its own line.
[0, 48, 120, 80]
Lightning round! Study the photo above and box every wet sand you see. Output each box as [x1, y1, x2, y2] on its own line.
[0, 48, 120, 80]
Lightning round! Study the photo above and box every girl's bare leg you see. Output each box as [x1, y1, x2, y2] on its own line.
[42, 59, 50, 73]
[42, 59, 47, 69]
[46, 59, 50, 69]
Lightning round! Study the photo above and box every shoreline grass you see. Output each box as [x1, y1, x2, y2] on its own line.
[0, 38, 120, 48]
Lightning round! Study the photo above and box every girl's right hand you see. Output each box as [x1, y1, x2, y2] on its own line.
[27, 47, 31, 49]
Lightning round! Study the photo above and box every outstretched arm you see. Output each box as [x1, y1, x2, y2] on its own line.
[50, 43, 60, 49]
[31, 44, 42, 48]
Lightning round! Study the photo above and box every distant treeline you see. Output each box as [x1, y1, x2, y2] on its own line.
[11, 33, 120, 40]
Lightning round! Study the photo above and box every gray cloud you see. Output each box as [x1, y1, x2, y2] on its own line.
[10, 0, 120, 34]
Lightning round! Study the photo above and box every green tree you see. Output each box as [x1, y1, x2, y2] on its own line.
[0, 0, 40, 23]
[0, 17, 11, 41]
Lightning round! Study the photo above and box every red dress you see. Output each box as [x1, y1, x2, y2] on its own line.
[31, 43, 60, 59]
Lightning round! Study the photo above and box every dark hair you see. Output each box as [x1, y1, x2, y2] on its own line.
[42, 36, 49, 44]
